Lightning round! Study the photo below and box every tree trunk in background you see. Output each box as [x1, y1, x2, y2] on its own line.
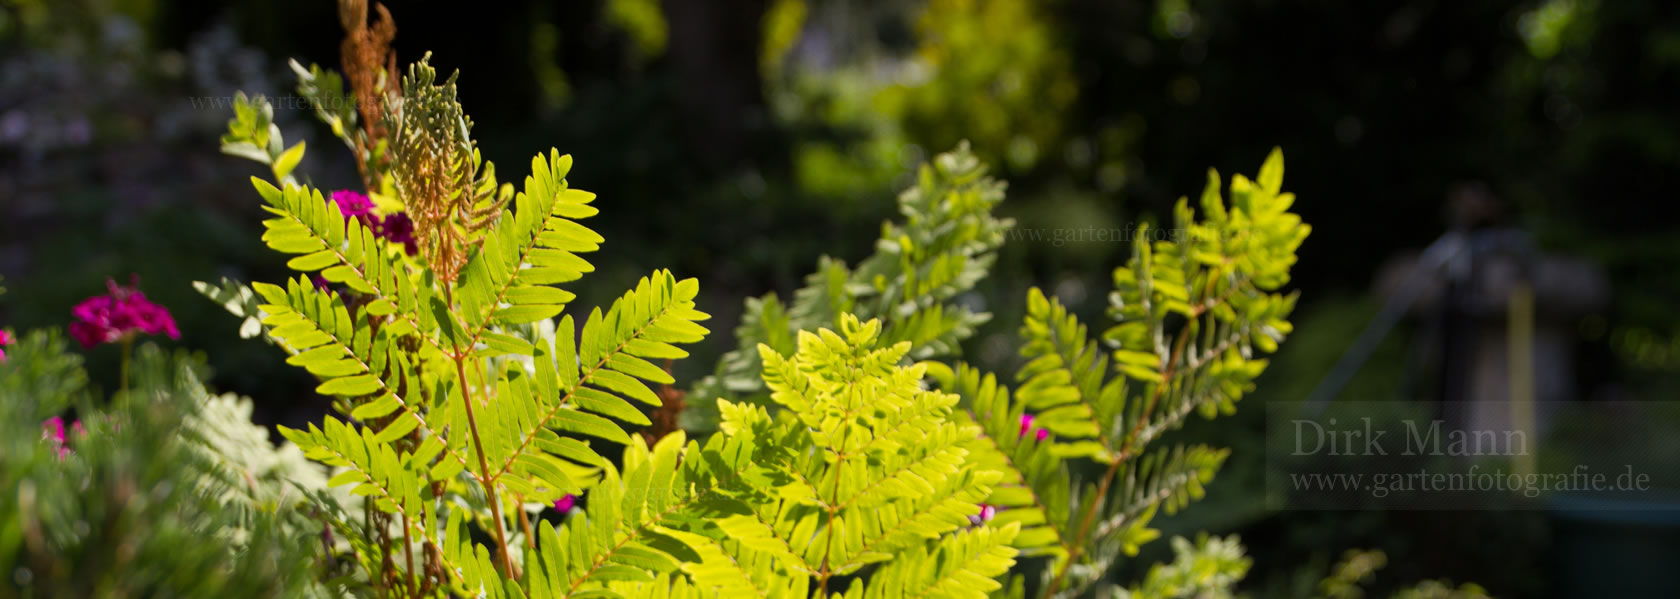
[663, 0, 772, 172]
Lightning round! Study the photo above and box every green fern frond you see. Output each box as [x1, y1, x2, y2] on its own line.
[1101, 149, 1306, 450]
[478, 270, 709, 496]
[279, 417, 456, 592]
[278, 417, 429, 521]
[686, 143, 1013, 430]
[455, 149, 600, 335]
[665, 315, 1015, 595]
[836, 522, 1021, 599]
[1018, 287, 1127, 462]
[1100, 445, 1228, 537]
[526, 468, 682, 594]
[926, 362, 1073, 559]
[251, 179, 437, 344]
[522, 432, 762, 598]
[826, 465, 1002, 576]
[666, 527, 811, 599]
[253, 278, 457, 457]
[919, 149, 1307, 599]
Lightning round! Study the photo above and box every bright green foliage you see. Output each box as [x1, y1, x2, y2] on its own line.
[213, 23, 1333, 596]
[687, 142, 1011, 430]
[219, 46, 1314, 595]
[560, 315, 1021, 598]
[712, 315, 1018, 596]
[225, 92, 1310, 594]
[221, 51, 712, 596]
[926, 149, 1309, 598]
[371, 315, 1020, 598]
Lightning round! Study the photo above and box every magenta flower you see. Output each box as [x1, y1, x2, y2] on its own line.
[328, 190, 418, 256]
[69, 277, 180, 349]
[42, 417, 63, 442]
[0, 329, 12, 362]
[331, 190, 376, 219]
[968, 503, 997, 525]
[42, 416, 83, 458]
[554, 494, 577, 513]
[1020, 413, 1049, 441]
[380, 212, 419, 256]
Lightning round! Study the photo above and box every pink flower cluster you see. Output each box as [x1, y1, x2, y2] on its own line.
[1019, 414, 1050, 441]
[69, 277, 180, 349]
[331, 190, 418, 256]
[0, 329, 12, 362]
[42, 416, 85, 459]
[553, 494, 578, 513]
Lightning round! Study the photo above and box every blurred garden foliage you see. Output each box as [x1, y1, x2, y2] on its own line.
[0, 331, 326, 597]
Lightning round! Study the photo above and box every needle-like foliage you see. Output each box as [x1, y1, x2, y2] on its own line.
[0, 336, 322, 598]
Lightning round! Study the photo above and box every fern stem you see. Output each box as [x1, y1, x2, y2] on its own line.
[1042, 322, 1194, 599]
[1042, 456, 1122, 599]
[364, 498, 377, 598]
[487, 300, 681, 481]
[516, 495, 536, 549]
[818, 409, 856, 595]
[1132, 321, 1193, 445]
[401, 511, 417, 598]
[453, 352, 518, 578]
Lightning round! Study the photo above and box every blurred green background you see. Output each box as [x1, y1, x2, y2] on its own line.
[3, 0, 1679, 596]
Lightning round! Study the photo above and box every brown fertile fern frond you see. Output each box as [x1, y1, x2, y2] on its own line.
[336, 0, 399, 189]
[388, 55, 510, 284]
[640, 360, 687, 444]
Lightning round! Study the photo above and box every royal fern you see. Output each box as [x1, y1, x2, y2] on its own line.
[926, 149, 1309, 599]
[588, 315, 1023, 599]
[213, 4, 1316, 596]
[222, 43, 710, 595]
[377, 314, 1020, 598]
